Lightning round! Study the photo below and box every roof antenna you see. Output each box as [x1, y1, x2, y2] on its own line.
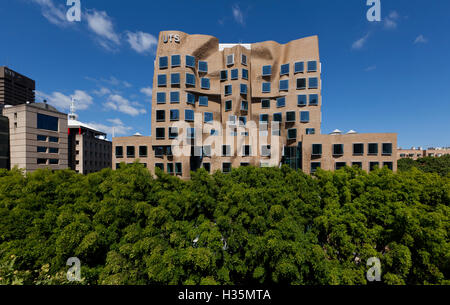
[69, 97, 78, 120]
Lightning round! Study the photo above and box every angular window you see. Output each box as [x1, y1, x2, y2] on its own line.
[156, 128, 165, 140]
[279, 79, 289, 91]
[204, 112, 213, 123]
[273, 112, 282, 122]
[139, 146, 148, 157]
[241, 54, 247, 66]
[297, 78, 306, 90]
[157, 74, 167, 87]
[199, 96, 208, 106]
[227, 54, 235, 66]
[241, 100, 248, 111]
[287, 128, 297, 140]
[167, 163, 174, 174]
[175, 163, 182, 175]
[307, 61, 317, 72]
[225, 84, 232, 96]
[286, 111, 296, 122]
[220, 70, 228, 81]
[156, 110, 165, 122]
[309, 77, 318, 89]
[261, 145, 271, 157]
[239, 116, 247, 126]
[37, 146, 47, 153]
[37, 158, 47, 165]
[276, 97, 286, 108]
[240, 84, 247, 94]
[259, 114, 269, 123]
[228, 115, 237, 125]
[170, 91, 180, 103]
[115, 146, 123, 158]
[171, 55, 180, 67]
[242, 69, 248, 80]
[156, 92, 166, 104]
[37, 114, 58, 131]
[383, 162, 393, 170]
[231, 69, 239, 80]
[312, 144, 322, 155]
[262, 82, 271, 93]
[300, 111, 310, 123]
[187, 92, 196, 105]
[306, 128, 315, 135]
[187, 128, 196, 139]
[294, 62, 304, 73]
[335, 162, 346, 170]
[225, 100, 232, 111]
[185, 73, 196, 86]
[155, 163, 164, 171]
[311, 162, 321, 173]
[37, 135, 47, 141]
[185, 109, 194, 122]
[186, 55, 195, 68]
[222, 162, 232, 173]
[198, 61, 208, 73]
[261, 99, 270, 109]
[127, 146, 135, 158]
[222, 145, 231, 157]
[369, 162, 379, 171]
[382, 143, 393, 155]
[262, 65, 272, 76]
[353, 143, 364, 155]
[309, 94, 319, 106]
[170, 109, 179, 121]
[280, 63, 290, 76]
[201, 78, 210, 89]
[155, 147, 164, 157]
[333, 144, 344, 156]
[169, 127, 178, 139]
[159, 56, 168, 69]
[297, 94, 307, 106]
[49, 159, 59, 165]
[368, 143, 378, 155]
[171, 73, 180, 85]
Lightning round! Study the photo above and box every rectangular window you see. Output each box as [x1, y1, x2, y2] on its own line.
[352, 162, 362, 168]
[309, 94, 319, 106]
[353, 143, 364, 155]
[273, 112, 282, 122]
[115, 146, 123, 158]
[139, 146, 148, 157]
[187, 128, 195, 139]
[171, 55, 180, 67]
[262, 65, 272, 76]
[37, 113, 58, 131]
[185, 73, 196, 86]
[239, 116, 247, 126]
[298, 95, 307, 106]
[49, 137, 58, 143]
[260, 114, 269, 123]
[156, 110, 165, 122]
[157, 74, 167, 87]
[296, 78, 306, 90]
[294, 62, 304, 73]
[198, 96, 208, 106]
[309, 77, 318, 89]
[312, 144, 322, 155]
[241, 54, 247, 65]
[203, 145, 212, 157]
[159, 56, 168, 69]
[311, 162, 321, 173]
[222, 162, 232, 173]
[167, 163, 174, 174]
[243, 145, 251, 157]
[169, 127, 178, 139]
[170, 91, 180, 103]
[280, 63, 290, 76]
[222, 145, 231, 157]
[261, 145, 271, 157]
[231, 69, 239, 80]
[333, 144, 344, 156]
[37, 146, 47, 153]
[300, 111, 310, 123]
[262, 82, 271, 93]
[286, 111, 296, 122]
[186, 55, 195, 68]
[198, 61, 208, 73]
[171, 73, 180, 85]
[155, 147, 165, 157]
[369, 162, 380, 171]
[228, 115, 237, 125]
[382, 143, 393, 155]
[187, 92, 196, 105]
[155, 163, 164, 171]
[276, 97, 286, 108]
[37, 135, 47, 141]
[335, 162, 346, 170]
[225, 100, 232, 111]
[307, 61, 317, 72]
[240, 84, 247, 94]
[227, 54, 235, 66]
[287, 128, 297, 140]
[261, 99, 270, 108]
[220, 70, 228, 81]
[185, 109, 194, 122]
[241, 100, 248, 111]
[225, 85, 232, 96]
[156, 128, 165, 139]
[203, 163, 211, 173]
[306, 128, 315, 135]
[201, 78, 210, 89]
[384, 162, 393, 170]
[204, 112, 213, 123]
[175, 163, 182, 175]
[170, 109, 179, 121]
[49, 159, 59, 165]
[279, 79, 289, 91]
[37, 158, 47, 165]
[368, 143, 378, 155]
[242, 69, 248, 80]
[127, 146, 135, 158]
[156, 92, 166, 104]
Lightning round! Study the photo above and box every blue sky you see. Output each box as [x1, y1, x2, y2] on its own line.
[0, 0, 449, 148]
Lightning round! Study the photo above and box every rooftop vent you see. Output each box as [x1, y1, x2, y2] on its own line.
[346, 129, 357, 134]
[330, 129, 342, 135]
[133, 132, 143, 136]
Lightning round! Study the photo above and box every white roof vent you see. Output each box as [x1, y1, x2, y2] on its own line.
[346, 130, 357, 134]
[133, 132, 142, 136]
[330, 129, 342, 135]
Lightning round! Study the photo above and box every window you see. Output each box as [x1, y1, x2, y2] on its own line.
[171, 73, 180, 85]
[260, 114, 269, 123]
[186, 55, 195, 68]
[280, 64, 290, 76]
[185, 109, 194, 122]
[242, 69, 248, 80]
[273, 112, 282, 122]
[368, 143, 378, 155]
[228, 115, 237, 125]
[203, 145, 212, 157]
[352, 162, 362, 168]
[240, 84, 247, 94]
[287, 128, 297, 140]
[227, 54, 235, 66]
[384, 162, 393, 170]
[261, 99, 270, 108]
[222, 162, 232, 173]
[241, 54, 247, 65]
[139, 146, 148, 157]
[239, 116, 247, 125]
[261, 145, 271, 157]
[231, 69, 239, 80]
[286, 111, 296, 122]
[170, 91, 180, 103]
[311, 162, 321, 173]
[335, 162, 346, 170]
[294, 62, 304, 73]
[276, 97, 286, 108]
[382, 143, 393, 155]
[309, 94, 319, 106]
[279, 79, 289, 91]
[169, 127, 178, 139]
[37, 114, 58, 131]
[156, 128, 165, 139]
[203, 163, 211, 173]
[157, 74, 167, 87]
[296, 78, 306, 90]
[220, 70, 228, 81]
[157, 92, 166, 104]
[201, 78, 210, 89]
[187, 92, 196, 105]
[369, 162, 379, 171]
[204, 112, 213, 123]
[241, 100, 248, 111]
[298, 95, 307, 106]
[170, 109, 179, 121]
[243, 145, 251, 156]
[37, 158, 47, 165]
[225, 85, 232, 96]
[199, 96, 208, 106]
[155, 163, 164, 171]
[198, 61, 208, 73]
[175, 163, 182, 175]
[306, 128, 315, 135]
[262, 65, 272, 76]
[353, 143, 364, 155]
[49, 159, 59, 165]
[300, 111, 310, 123]
[167, 163, 174, 174]
[159, 56, 168, 69]
[37, 146, 47, 153]
[262, 82, 271, 93]
[115, 146, 123, 158]
[127, 146, 135, 158]
[171, 55, 180, 67]
[309, 77, 318, 89]
[225, 100, 232, 111]
[37, 135, 47, 141]
[187, 128, 195, 139]
[222, 145, 231, 157]
[210, 129, 219, 136]
[308, 61, 317, 72]
[333, 144, 344, 156]
[185, 73, 196, 86]
[312, 144, 322, 155]
[156, 110, 165, 122]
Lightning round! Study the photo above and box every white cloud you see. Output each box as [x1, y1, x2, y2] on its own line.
[140, 87, 153, 98]
[104, 94, 147, 116]
[87, 118, 133, 137]
[414, 34, 428, 44]
[232, 4, 244, 25]
[126, 31, 158, 54]
[384, 11, 400, 29]
[92, 87, 111, 96]
[30, 0, 70, 27]
[365, 65, 377, 72]
[85, 10, 120, 50]
[36, 89, 93, 111]
[352, 33, 370, 50]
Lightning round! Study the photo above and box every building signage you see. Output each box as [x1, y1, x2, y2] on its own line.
[163, 34, 180, 44]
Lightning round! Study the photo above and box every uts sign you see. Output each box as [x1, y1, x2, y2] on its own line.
[163, 34, 181, 44]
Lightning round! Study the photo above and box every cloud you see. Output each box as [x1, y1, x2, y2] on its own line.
[232, 4, 244, 25]
[414, 34, 428, 44]
[352, 33, 370, 50]
[36, 90, 93, 111]
[87, 118, 133, 137]
[364, 65, 377, 72]
[104, 94, 147, 116]
[85, 10, 120, 50]
[384, 11, 400, 29]
[92, 87, 111, 96]
[30, 0, 70, 27]
[140, 87, 153, 98]
[126, 31, 158, 54]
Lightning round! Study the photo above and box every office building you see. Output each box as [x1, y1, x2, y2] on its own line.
[398, 147, 450, 160]
[112, 134, 153, 170]
[0, 115, 9, 169]
[0, 66, 35, 106]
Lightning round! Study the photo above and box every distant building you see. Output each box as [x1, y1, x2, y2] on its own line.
[0, 115, 9, 170]
[112, 134, 153, 170]
[398, 147, 450, 160]
[0, 66, 35, 106]
[2, 102, 68, 172]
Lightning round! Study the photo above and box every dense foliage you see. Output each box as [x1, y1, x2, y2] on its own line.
[398, 155, 450, 177]
[0, 164, 449, 285]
